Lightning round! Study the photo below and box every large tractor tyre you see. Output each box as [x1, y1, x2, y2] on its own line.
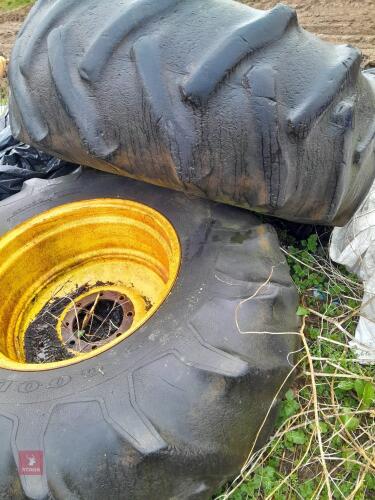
[0, 168, 299, 500]
[8, 0, 375, 226]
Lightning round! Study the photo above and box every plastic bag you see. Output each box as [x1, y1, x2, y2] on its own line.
[0, 110, 77, 201]
[330, 179, 375, 364]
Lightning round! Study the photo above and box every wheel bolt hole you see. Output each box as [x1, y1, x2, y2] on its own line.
[127, 311, 133, 317]
[69, 340, 75, 346]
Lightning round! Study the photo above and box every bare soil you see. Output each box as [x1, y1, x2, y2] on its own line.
[0, 4, 31, 59]
[0, 4, 31, 99]
[247, 0, 375, 67]
[0, 0, 374, 100]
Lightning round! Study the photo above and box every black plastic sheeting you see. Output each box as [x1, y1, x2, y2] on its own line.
[0, 110, 77, 201]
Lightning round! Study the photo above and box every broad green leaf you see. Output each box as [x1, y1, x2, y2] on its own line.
[277, 397, 300, 425]
[319, 421, 328, 433]
[261, 466, 276, 492]
[354, 379, 365, 399]
[366, 473, 375, 490]
[285, 429, 306, 445]
[297, 306, 309, 316]
[337, 380, 354, 391]
[361, 382, 375, 409]
[307, 234, 318, 253]
[342, 448, 356, 472]
[299, 480, 316, 498]
[285, 389, 294, 401]
[340, 412, 360, 431]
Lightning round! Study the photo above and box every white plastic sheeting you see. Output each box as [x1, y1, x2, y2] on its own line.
[330, 182, 375, 364]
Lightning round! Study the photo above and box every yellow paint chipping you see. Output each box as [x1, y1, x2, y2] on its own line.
[0, 199, 180, 371]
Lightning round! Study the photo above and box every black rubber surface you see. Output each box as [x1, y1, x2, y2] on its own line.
[0, 169, 298, 500]
[8, 0, 375, 225]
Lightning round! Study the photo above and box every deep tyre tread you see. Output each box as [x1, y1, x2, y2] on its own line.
[181, 4, 296, 105]
[79, 0, 182, 83]
[0, 169, 298, 499]
[8, 0, 375, 225]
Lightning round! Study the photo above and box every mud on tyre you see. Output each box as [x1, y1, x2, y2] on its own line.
[8, 0, 375, 225]
[0, 169, 298, 499]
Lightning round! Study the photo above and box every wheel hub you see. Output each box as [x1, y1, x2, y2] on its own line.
[60, 290, 135, 353]
[0, 199, 181, 371]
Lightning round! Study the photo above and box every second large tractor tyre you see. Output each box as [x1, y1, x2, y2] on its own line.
[8, 0, 375, 225]
[0, 168, 298, 499]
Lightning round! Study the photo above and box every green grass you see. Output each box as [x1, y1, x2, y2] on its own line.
[0, 0, 32, 12]
[216, 232, 375, 500]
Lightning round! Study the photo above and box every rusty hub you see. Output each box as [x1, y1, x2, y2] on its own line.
[61, 291, 135, 353]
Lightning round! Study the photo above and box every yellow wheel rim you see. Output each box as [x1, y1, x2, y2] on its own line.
[0, 199, 181, 371]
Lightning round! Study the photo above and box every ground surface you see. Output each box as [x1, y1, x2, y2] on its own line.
[248, 0, 375, 68]
[0, 4, 30, 59]
[0, 3, 31, 100]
